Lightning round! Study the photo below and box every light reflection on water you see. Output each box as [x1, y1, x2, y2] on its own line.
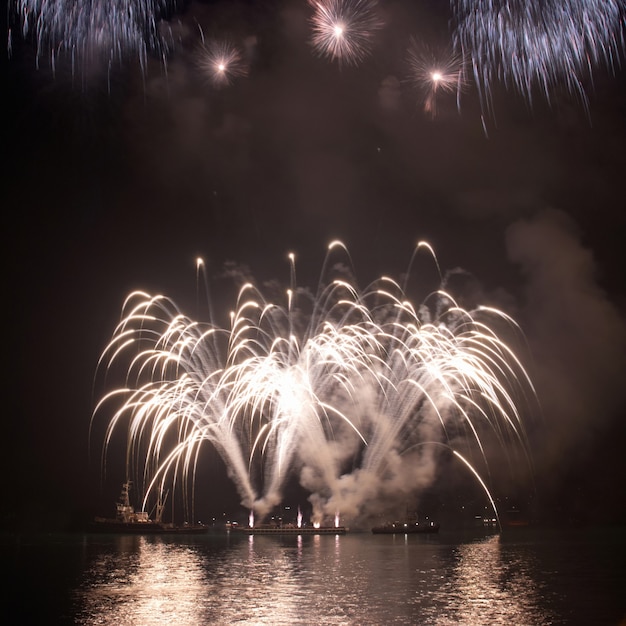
[72, 530, 614, 625]
[432, 535, 551, 624]
[75, 536, 210, 625]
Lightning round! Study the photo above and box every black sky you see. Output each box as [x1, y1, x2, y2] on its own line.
[4, 0, 626, 530]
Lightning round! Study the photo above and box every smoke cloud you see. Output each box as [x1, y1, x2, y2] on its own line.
[506, 209, 626, 486]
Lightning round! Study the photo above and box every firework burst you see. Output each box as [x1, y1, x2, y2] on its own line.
[308, 0, 384, 67]
[196, 39, 248, 88]
[406, 38, 466, 118]
[92, 243, 535, 526]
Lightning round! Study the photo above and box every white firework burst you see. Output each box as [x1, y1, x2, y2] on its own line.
[308, 0, 384, 67]
[196, 39, 248, 88]
[406, 38, 467, 118]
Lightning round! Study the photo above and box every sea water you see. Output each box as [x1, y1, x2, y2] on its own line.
[2, 527, 624, 625]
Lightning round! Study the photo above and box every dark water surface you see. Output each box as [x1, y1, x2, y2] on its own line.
[2, 527, 624, 625]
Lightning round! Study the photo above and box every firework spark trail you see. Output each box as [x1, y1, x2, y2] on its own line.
[451, 0, 626, 109]
[308, 0, 384, 67]
[93, 244, 535, 525]
[314, 280, 534, 520]
[12, 0, 176, 76]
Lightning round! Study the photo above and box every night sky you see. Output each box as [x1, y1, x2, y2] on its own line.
[4, 0, 626, 531]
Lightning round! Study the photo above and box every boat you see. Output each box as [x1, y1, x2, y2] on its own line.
[371, 508, 440, 534]
[90, 482, 208, 535]
[371, 520, 440, 534]
[231, 523, 347, 535]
